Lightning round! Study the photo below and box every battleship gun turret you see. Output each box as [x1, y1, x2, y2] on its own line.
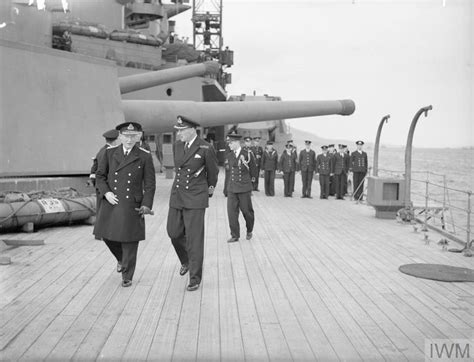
[119, 61, 220, 94]
[121, 99, 356, 133]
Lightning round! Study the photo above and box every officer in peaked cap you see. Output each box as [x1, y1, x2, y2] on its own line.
[250, 136, 264, 191]
[261, 140, 278, 196]
[350, 140, 368, 201]
[327, 143, 336, 196]
[316, 145, 332, 199]
[167, 115, 218, 291]
[94, 121, 156, 288]
[298, 140, 316, 198]
[225, 132, 258, 242]
[332, 144, 350, 200]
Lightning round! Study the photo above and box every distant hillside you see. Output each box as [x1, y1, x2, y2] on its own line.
[289, 126, 372, 151]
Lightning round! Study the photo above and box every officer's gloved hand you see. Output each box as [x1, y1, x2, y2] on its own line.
[105, 192, 119, 205]
[86, 178, 95, 187]
[251, 177, 255, 182]
[208, 186, 215, 198]
[135, 206, 153, 217]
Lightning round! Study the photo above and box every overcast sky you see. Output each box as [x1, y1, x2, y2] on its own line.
[174, 0, 473, 148]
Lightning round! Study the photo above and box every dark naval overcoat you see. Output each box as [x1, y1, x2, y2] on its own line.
[169, 137, 219, 209]
[93, 144, 156, 242]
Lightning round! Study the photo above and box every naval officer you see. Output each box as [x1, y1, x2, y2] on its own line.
[332, 144, 350, 200]
[261, 141, 278, 196]
[298, 140, 316, 198]
[350, 140, 368, 201]
[167, 116, 219, 291]
[250, 137, 264, 191]
[279, 144, 297, 197]
[316, 145, 332, 199]
[226, 133, 258, 242]
[94, 122, 156, 287]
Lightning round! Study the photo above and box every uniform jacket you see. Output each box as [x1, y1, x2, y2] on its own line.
[332, 152, 350, 175]
[298, 149, 316, 172]
[227, 148, 258, 193]
[94, 144, 156, 242]
[250, 145, 264, 168]
[316, 153, 332, 175]
[279, 150, 297, 173]
[261, 150, 278, 171]
[350, 150, 368, 173]
[169, 137, 219, 210]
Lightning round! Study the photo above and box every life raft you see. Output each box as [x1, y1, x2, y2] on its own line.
[53, 20, 108, 39]
[0, 190, 96, 232]
[109, 30, 162, 47]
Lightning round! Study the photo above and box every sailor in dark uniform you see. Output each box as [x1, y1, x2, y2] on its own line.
[250, 137, 263, 191]
[286, 140, 298, 193]
[316, 145, 332, 199]
[89, 129, 120, 216]
[298, 140, 316, 198]
[94, 122, 156, 287]
[279, 144, 297, 197]
[350, 140, 368, 201]
[226, 133, 258, 243]
[261, 141, 278, 196]
[222, 136, 231, 197]
[167, 116, 219, 291]
[342, 144, 351, 195]
[327, 144, 336, 196]
[332, 144, 350, 200]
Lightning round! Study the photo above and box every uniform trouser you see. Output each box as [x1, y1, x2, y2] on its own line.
[335, 172, 346, 198]
[227, 191, 254, 238]
[283, 172, 295, 196]
[223, 169, 230, 196]
[252, 166, 261, 190]
[353, 172, 366, 200]
[329, 175, 335, 196]
[103, 239, 139, 281]
[301, 170, 314, 197]
[167, 207, 205, 285]
[342, 172, 348, 195]
[264, 170, 276, 196]
[319, 174, 330, 198]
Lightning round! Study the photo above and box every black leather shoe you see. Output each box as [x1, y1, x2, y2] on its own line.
[227, 237, 239, 243]
[187, 282, 200, 291]
[117, 262, 123, 273]
[122, 280, 132, 287]
[307, 196, 313, 199]
[179, 264, 189, 276]
[246, 232, 253, 240]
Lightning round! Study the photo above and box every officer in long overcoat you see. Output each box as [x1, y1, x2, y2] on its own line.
[298, 140, 316, 198]
[316, 145, 332, 199]
[350, 140, 368, 201]
[167, 116, 219, 291]
[94, 122, 156, 287]
[226, 133, 258, 243]
[250, 137, 264, 191]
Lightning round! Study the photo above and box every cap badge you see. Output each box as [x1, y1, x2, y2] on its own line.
[127, 123, 134, 130]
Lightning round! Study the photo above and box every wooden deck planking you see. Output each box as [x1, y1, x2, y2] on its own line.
[0, 174, 472, 361]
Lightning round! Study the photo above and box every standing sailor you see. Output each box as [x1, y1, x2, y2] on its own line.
[327, 144, 336, 196]
[286, 140, 298, 193]
[250, 137, 264, 191]
[167, 116, 219, 291]
[94, 122, 156, 287]
[279, 144, 297, 197]
[222, 136, 231, 197]
[332, 144, 348, 200]
[226, 133, 258, 243]
[261, 141, 278, 196]
[89, 129, 120, 214]
[350, 140, 368, 201]
[316, 145, 332, 199]
[298, 140, 316, 198]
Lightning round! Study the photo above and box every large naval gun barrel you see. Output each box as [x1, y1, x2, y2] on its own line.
[119, 61, 220, 94]
[121, 99, 356, 132]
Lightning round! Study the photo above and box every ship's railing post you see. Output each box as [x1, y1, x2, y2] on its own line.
[422, 172, 429, 232]
[467, 191, 472, 250]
